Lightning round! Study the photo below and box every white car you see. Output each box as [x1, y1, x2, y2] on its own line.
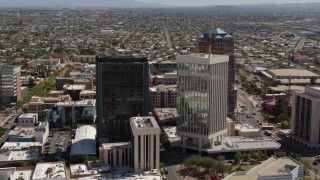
[315, 155, 320, 158]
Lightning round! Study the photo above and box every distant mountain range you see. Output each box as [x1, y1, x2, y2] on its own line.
[0, 0, 320, 10]
[0, 0, 167, 8]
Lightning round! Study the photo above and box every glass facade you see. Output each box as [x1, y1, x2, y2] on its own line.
[96, 57, 150, 144]
[177, 60, 228, 137]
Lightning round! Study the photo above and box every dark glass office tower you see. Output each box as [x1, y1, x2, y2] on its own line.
[96, 56, 150, 145]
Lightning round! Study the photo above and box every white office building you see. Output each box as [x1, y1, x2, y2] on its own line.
[176, 54, 229, 153]
[99, 142, 132, 168]
[18, 113, 38, 126]
[130, 116, 161, 173]
[291, 86, 320, 149]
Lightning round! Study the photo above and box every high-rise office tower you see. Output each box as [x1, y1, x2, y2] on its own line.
[177, 54, 229, 153]
[291, 86, 320, 149]
[96, 56, 150, 145]
[0, 65, 21, 107]
[198, 28, 236, 120]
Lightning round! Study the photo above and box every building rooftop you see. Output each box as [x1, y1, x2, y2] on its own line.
[63, 84, 85, 90]
[154, 108, 178, 122]
[56, 99, 95, 107]
[130, 116, 160, 130]
[70, 125, 96, 156]
[19, 113, 37, 119]
[1, 142, 42, 151]
[224, 157, 302, 180]
[266, 68, 319, 78]
[101, 142, 132, 150]
[204, 28, 227, 35]
[0, 167, 16, 180]
[269, 85, 305, 92]
[70, 164, 94, 177]
[235, 124, 260, 132]
[12, 169, 33, 180]
[32, 162, 67, 180]
[150, 85, 176, 92]
[0, 150, 39, 161]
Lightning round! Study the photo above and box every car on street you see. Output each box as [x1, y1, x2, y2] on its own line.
[315, 155, 320, 158]
[163, 168, 168, 174]
[313, 161, 318, 165]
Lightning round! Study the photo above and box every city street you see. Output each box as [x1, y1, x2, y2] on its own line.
[236, 85, 263, 127]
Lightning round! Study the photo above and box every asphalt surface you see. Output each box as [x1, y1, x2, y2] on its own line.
[42, 131, 73, 162]
[161, 149, 188, 180]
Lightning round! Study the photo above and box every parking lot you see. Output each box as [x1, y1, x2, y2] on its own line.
[42, 131, 74, 162]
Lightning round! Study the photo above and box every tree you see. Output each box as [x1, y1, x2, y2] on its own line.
[234, 152, 242, 164]
[28, 78, 35, 88]
[32, 157, 43, 165]
[242, 153, 251, 162]
[201, 157, 216, 171]
[81, 154, 89, 163]
[183, 155, 203, 171]
[275, 150, 286, 158]
[216, 155, 225, 162]
[214, 160, 227, 175]
[16, 160, 27, 167]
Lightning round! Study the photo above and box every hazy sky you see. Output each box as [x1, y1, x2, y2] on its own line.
[136, 0, 319, 6]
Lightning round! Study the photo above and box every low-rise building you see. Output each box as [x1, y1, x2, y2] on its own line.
[73, 55, 96, 63]
[224, 157, 304, 180]
[63, 84, 85, 101]
[70, 125, 96, 162]
[79, 90, 96, 100]
[99, 142, 132, 168]
[53, 99, 96, 127]
[150, 85, 177, 108]
[0, 149, 39, 167]
[18, 113, 38, 126]
[7, 121, 49, 143]
[152, 108, 178, 124]
[32, 162, 67, 180]
[235, 124, 261, 138]
[153, 72, 177, 85]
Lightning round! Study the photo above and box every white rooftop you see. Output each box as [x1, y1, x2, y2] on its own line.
[130, 116, 160, 129]
[0, 150, 39, 161]
[12, 170, 33, 180]
[70, 125, 96, 155]
[63, 84, 85, 90]
[70, 164, 93, 177]
[224, 157, 302, 180]
[1, 142, 42, 151]
[32, 162, 67, 180]
[56, 99, 95, 107]
[18, 113, 37, 119]
[101, 142, 132, 150]
[207, 136, 281, 153]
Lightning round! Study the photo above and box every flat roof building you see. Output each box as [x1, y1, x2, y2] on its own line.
[70, 125, 96, 156]
[0, 65, 21, 107]
[291, 86, 320, 149]
[54, 99, 96, 127]
[130, 116, 161, 172]
[224, 157, 304, 180]
[177, 54, 229, 153]
[32, 162, 67, 180]
[96, 56, 150, 144]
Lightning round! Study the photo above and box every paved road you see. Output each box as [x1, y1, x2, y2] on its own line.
[163, 22, 172, 49]
[161, 150, 188, 180]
